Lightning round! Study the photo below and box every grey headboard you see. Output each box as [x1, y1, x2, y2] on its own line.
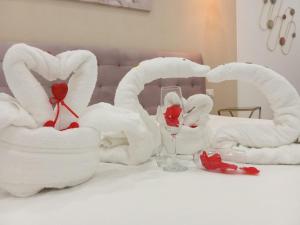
[0, 43, 206, 114]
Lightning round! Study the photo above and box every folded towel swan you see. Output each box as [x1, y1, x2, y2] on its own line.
[207, 63, 300, 164]
[0, 44, 100, 197]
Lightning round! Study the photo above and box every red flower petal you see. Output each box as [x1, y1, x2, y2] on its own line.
[240, 167, 260, 175]
[199, 151, 259, 175]
[164, 105, 182, 127]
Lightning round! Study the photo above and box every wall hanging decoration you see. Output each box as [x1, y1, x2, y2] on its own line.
[78, 0, 152, 12]
[259, 0, 296, 55]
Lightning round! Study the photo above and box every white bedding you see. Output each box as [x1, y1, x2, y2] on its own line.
[0, 160, 299, 225]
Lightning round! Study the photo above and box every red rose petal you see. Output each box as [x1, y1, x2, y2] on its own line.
[164, 105, 182, 127]
[240, 167, 260, 175]
[199, 151, 259, 175]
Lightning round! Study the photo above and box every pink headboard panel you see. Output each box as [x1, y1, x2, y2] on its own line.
[0, 43, 206, 114]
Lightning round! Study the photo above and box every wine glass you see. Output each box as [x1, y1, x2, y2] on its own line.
[159, 86, 188, 172]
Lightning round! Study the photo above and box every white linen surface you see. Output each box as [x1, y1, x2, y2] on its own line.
[0, 160, 299, 225]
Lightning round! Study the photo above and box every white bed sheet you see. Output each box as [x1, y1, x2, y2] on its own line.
[0, 159, 299, 225]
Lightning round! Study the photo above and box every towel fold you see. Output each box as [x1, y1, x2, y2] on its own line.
[79, 103, 154, 165]
[0, 93, 37, 130]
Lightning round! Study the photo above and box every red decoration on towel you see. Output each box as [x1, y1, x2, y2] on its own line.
[199, 151, 260, 175]
[52, 83, 68, 101]
[43, 82, 79, 130]
[164, 105, 182, 127]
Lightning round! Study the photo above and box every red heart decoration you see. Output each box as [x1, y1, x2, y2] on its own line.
[52, 82, 68, 101]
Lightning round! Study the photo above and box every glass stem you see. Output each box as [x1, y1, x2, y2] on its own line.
[172, 134, 177, 162]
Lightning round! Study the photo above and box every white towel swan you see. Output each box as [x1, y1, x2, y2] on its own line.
[207, 63, 300, 164]
[3, 43, 97, 129]
[0, 44, 100, 197]
[103, 57, 210, 162]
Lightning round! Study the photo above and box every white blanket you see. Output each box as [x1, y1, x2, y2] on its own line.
[207, 63, 300, 164]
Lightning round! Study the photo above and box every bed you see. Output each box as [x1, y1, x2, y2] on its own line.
[0, 43, 299, 225]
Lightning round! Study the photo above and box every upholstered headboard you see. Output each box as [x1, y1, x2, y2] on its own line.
[0, 43, 206, 114]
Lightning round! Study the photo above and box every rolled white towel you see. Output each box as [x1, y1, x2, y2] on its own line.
[207, 63, 300, 164]
[207, 63, 300, 148]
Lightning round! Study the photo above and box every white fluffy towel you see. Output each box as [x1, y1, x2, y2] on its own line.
[3, 43, 97, 129]
[0, 44, 99, 197]
[111, 57, 210, 161]
[207, 63, 300, 164]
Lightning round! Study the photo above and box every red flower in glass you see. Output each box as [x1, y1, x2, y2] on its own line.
[164, 105, 182, 127]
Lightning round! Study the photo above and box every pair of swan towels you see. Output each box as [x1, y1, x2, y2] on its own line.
[0, 44, 299, 197]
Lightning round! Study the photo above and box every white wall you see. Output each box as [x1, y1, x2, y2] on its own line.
[236, 0, 300, 119]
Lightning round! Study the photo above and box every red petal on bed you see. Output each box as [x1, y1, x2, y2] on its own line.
[200, 151, 238, 172]
[240, 167, 260, 175]
[200, 151, 257, 174]
[219, 162, 238, 172]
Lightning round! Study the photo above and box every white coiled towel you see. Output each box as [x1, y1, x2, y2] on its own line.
[207, 63, 300, 164]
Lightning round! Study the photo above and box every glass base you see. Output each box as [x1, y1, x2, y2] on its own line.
[156, 154, 168, 168]
[162, 158, 188, 172]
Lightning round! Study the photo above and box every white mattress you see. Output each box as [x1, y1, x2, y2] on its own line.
[0, 159, 299, 225]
